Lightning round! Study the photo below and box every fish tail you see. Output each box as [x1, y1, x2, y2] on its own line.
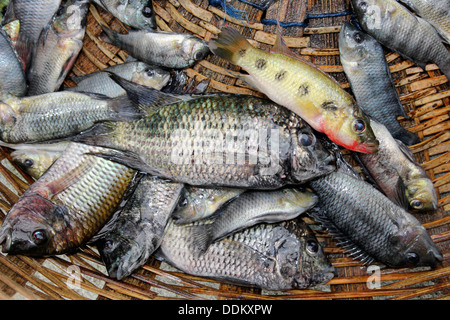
[393, 128, 420, 146]
[209, 26, 252, 64]
[108, 94, 146, 121]
[99, 22, 118, 46]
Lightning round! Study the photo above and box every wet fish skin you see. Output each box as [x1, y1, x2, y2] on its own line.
[339, 22, 420, 146]
[0, 142, 137, 256]
[309, 171, 443, 268]
[399, 0, 450, 44]
[0, 91, 142, 143]
[66, 61, 171, 97]
[357, 120, 438, 212]
[9, 141, 69, 179]
[0, 27, 26, 98]
[100, 24, 210, 69]
[351, 0, 450, 81]
[93, 0, 156, 31]
[27, 0, 89, 96]
[209, 26, 379, 154]
[10, 0, 62, 71]
[158, 218, 335, 291]
[96, 175, 183, 280]
[173, 187, 246, 224]
[194, 188, 318, 251]
[71, 90, 336, 189]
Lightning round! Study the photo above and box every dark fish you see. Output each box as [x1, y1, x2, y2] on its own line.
[308, 171, 443, 268]
[71, 82, 336, 189]
[0, 142, 137, 256]
[0, 27, 26, 98]
[339, 22, 420, 146]
[351, 0, 450, 81]
[100, 24, 210, 69]
[96, 174, 183, 280]
[157, 218, 335, 291]
[27, 0, 89, 95]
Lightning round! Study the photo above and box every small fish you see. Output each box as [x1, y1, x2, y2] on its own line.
[209, 26, 379, 154]
[66, 61, 171, 97]
[157, 218, 335, 291]
[356, 120, 438, 212]
[0, 142, 137, 256]
[100, 24, 210, 69]
[308, 170, 443, 268]
[9, 0, 62, 71]
[339, 22, 420, 146]
[192, 188, 318, 251]
[173, 187, 246, 224]
[96, 175, 183, 280]
[351, 0, 450, 81]
[0, 27, 26, 98]
[8, 141, 69, 179]
[92, 0, 156, 31]
[0, 91, 143, 143]
[398, 0, 450, 44]
[71, 81, 336, 189]
[27, 0, 89, 95]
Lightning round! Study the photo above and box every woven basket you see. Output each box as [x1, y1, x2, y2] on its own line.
[0, 0, 448, 300]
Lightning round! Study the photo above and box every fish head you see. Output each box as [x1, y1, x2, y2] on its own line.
[182, 36, 210, 66]
[129, 0, 157, 31]
[386, 213, 443, 268]
[54, 0, 89, 37]
[351, 0, 391, 29]
[339, 22, 377, 65]
[131, 64, 171, 91]
[0, 100, 17, 140]
[290, 122, 336, 183]
[11, 150, 56, 179]
[405, 178, 438, 212]
[0, 195, 74, 256]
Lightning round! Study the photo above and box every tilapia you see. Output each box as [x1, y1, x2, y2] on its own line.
[100, 24, 210, 69]
[66, 61, 171, 97]
[0, 27, 26, 98]
[339, 22, 420, 146]
[92, 0, 156, 31]
[351, 0, 450, 81]
[9, 0, 62, 71]
[173, 187, 246, 224]
[398, 0, 450, 44]
[71, 85, 336, 189]
[27, 0, 89, 96]
[96, 175, 183, 280]
[8, 141, 69, 179]
[192, 188, 318, 251]
[209, 26, 379, 154]
[308, 171, 443, 268]
[0, 91, 142, 143]
[356, 120, 438, 212]
[157, 218, 335, 291]
[0, 142, 137, 256]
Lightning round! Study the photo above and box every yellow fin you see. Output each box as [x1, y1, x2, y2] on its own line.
[209, 26, 252, 64]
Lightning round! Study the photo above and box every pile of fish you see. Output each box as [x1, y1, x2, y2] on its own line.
[0, 0, 446, 292]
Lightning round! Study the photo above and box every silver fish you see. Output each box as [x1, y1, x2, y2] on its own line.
[27, 0, 89, 95]
[158, 218, 335, 291]
[351, 0, 450, 81]
[339, 22, 420, 146]
[0, 27, 26, 98]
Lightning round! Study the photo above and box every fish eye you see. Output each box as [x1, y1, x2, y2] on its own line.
[142, 6, 153, 18]
[24, 159, 34, 167]
[306, 240, 320, 254]
[179, 198, 188, 208]
[146, 70, 154, 77]
[32, 230, 47, 245]
[103, 239, 114, 251]
[194, 51, 205, 61]
[410, 199, 424, 209]
[406, 252, 420, 266]
[360, 1, 368, 11]
[353, 119, 366, 133]
[299, 133, 315, 147]
[353, 32, 364, 43]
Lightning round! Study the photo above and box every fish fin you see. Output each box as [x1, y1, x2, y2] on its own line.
[392, 129, 420, 146]
[392, 178, 410, 210]
[307, 206, 375, 265]
[108, 72, 183, 113]
[84, 149, 154, 174]
[99, 22, 118, 45]
[107, 94, 146, 121]
[1, 2, 15, 26]
[209, 25, 252, 64]
[70, 121, 117, 147]
[191, 223, 214, 253]
[395, 139, 417, 163]
[227, 70, 261, 91]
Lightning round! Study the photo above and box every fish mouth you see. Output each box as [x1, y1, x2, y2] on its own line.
[0, 225, 12, 253]
[356, 140, 379, 154]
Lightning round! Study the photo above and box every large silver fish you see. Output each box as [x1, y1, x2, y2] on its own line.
[27, 0, 89, 95]
[96, 174, 183, 280]
[351, 0, 450, 80]
[157, 218, 335, 291]
[339, 22, 420, 146]
[0, 27, 26, 98]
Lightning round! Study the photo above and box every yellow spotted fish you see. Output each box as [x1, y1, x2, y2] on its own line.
[209, 26, 379, 154]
